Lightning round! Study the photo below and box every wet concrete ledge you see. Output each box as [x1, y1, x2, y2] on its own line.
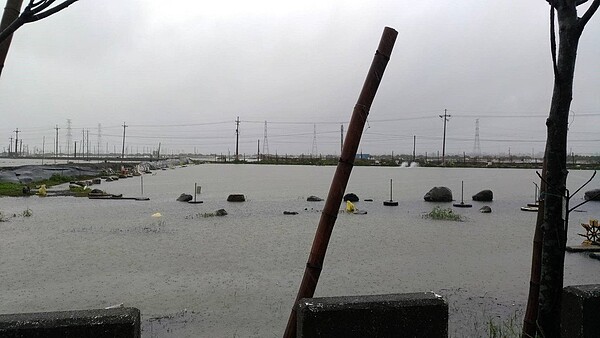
[297, 292, 448, 338]
[0, 307, 140, 338]
[562, 284, 600, 338]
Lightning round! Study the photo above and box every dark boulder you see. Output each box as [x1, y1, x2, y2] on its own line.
[343, 193, 359, 202]
[177, 193, 193, 202]
[479, 206, 492, 213]
[584, 189, 600, 201]
[227, 194, 246, 202]
[283, 211, 299, 215]
[307, 195, 323, 202]
[215, 209, 228, 216]
[472, 190, 493, 202]
[424, 187, 453, 202]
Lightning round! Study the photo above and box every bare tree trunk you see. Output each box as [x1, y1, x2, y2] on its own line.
[0, 0, 23, 76]
[522, 1, 599, 337]
[537, 1, 594, 336]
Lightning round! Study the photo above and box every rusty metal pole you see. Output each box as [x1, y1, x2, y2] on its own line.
[283, 26, 397, 338]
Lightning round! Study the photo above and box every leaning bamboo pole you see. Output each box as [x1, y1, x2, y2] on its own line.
[283, 26, 397, 338]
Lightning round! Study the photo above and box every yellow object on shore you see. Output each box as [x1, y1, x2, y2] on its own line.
[37, 185, 47, 197]
[346, 201, 355, 213]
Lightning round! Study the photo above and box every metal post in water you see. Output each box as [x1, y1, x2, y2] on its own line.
[283, 26, 397, 338]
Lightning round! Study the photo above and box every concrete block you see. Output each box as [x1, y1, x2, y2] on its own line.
[0, 307, 140, 338]
[562, 284, 600, 338]
[297, 292, 447, 338]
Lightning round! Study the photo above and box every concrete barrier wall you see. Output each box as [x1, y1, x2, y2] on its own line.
[0, 307, 140, 338]
[296, 292, 448, 338]
[562, 284, 600, 338]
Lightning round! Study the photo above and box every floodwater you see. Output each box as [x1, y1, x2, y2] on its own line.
[1, 163, 599, 337]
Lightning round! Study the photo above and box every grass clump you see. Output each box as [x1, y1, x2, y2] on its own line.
[487, 313, 522, 338]
[69, 185, 91, 197]
[22, 208, 32, 217]
[423, 206, 463, 221]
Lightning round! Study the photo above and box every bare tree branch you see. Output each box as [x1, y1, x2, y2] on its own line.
[28, 0, 58, 15]
[579, 0, 600, 27]
[28, 0, 77, 22]
[0, 0, 78, 43]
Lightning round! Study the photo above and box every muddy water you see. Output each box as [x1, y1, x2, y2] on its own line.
[1, 164, 599, 337]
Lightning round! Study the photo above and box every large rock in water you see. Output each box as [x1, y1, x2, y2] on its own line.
[584, 189, 600, 201]
[343, 193, 359, 202]
[472, 190, 493, 202]
[177, 193, 193, 202]
[227, 194, 246, 202]
[479, 206, 492, 213]
[307, 195, 323, 202]
[424, 187, 453, 202]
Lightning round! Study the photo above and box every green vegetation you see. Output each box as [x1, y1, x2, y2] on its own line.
[423, 206, 463, 221]
[39, 174, 77, 186]
[68, 185, 91, 197]
[0, 182, 26, 196]
[0, 174, 99, 197]
[486, 313, 522, 338]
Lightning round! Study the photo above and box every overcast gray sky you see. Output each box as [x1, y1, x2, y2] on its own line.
[1, 0, 599, 157]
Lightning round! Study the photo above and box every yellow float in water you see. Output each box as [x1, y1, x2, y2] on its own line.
[37, 185, 47, 197]
[345, 201, 355, 213]
[151, 212, 162, 218]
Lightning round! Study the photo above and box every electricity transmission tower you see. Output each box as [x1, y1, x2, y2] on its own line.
[472, 119, 481, 158]
[97, 123, 102, 156]
[66, 119, 72, 155]
[262, 121, 269, 158]
[311, 124, 318, 157]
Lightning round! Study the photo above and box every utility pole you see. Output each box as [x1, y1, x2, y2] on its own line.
[54, 125, 59, 158]
[42, 136, 45, 164]
[439, 109, 451, 165]
[311, 124, 318, 158]
[121, 122, 127, 162]
[9, 136, 13, 156]
[340, 124, 344, 155]
[412, 135, 416, 162]
[234, 117, 241, 161]
[86, 129, 90, 160]
[257, 139, 260, 161]
[13, 128, 19, 156]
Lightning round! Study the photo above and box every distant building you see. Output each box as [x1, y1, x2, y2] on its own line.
[356, 153, 370, 160]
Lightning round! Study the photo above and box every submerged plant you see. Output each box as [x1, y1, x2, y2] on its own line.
[22, 208, 32, 217]
[423, 206, 463, 221]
